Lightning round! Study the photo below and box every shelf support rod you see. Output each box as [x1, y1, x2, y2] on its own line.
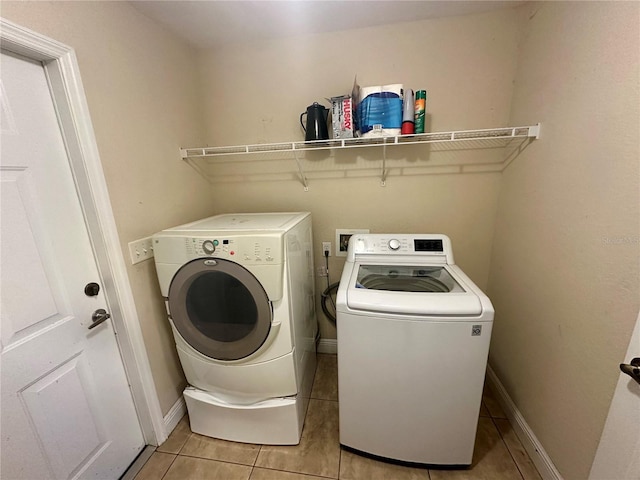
[293, 148, 309, 191]
[381, 143, 388, 187]
[184, 158, 212, 184]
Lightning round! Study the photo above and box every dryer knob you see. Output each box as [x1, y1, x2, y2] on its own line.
[202, 240, 216, 254]
[388, 239, 401, 251]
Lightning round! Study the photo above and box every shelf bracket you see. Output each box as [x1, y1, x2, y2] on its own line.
[380, 143, 388, 187]
[293, 149, 309, 191]
[528, 123, 542, 139]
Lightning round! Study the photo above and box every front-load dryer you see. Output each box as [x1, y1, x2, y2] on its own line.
[153, 212, 317, 445]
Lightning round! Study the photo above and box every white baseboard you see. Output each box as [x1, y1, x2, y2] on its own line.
[486, 365, 563, 480]
[163, 395, 187, 440]
[317, 338, 337, 354]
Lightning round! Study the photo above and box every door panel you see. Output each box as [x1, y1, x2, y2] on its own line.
[20, 354, 104, 480]
[1, 166, 66, 347]
[1, 51, 144, 479]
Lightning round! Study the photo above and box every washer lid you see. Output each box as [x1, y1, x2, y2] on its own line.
[346, 264, 483, 316]
[356, 264, 465, 292]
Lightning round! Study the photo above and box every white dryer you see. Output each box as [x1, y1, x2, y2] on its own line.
[336, 234, 494, 466]
[153, 212, 317, 445]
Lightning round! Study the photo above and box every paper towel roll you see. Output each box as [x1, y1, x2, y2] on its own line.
[356, 84, 404, 138]
[359, 86, 382, 98]
[383, 84, 404, 96]
[359, 84, 404, 99]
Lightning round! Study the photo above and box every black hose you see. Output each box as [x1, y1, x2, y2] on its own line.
[320, 250, 338, 324]
[321, 282, 340, 324]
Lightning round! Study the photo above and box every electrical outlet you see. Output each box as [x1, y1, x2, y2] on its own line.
[128, 236, 154, 265]
[322, 242, 332, 256]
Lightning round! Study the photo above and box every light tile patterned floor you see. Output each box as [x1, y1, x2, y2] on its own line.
[135, 354, 542, 480]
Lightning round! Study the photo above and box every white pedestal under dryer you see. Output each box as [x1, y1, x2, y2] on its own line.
[153, 212, 317, 445]
[336, 234, 494, 466]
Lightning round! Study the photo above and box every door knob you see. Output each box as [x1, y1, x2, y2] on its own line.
[619, 357, 640, 385]
[88, 308, 111, 330]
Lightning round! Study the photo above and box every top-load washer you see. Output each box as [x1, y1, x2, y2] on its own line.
[153, 212, 317, 445]
[336, 234, 494, 466]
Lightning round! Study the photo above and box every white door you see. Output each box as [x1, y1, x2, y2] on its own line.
[589, 311, 640, 479]
[1, 51, 145, 479]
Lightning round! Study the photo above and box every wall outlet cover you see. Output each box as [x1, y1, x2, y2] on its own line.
[336, 229, 370, 257]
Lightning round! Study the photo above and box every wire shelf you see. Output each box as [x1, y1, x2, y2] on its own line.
[180, 124, 540, 189]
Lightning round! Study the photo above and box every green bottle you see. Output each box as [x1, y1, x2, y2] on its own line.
[414, 90, 426, 134]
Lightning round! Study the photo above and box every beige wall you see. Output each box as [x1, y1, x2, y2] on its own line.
[6, 6, 636, 474]
[487, 2, 640, 479]
[2, 1, 213, 414]
[198, 9, 521, 339]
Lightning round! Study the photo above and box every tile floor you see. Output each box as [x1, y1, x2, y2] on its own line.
[134, 354, 542, 480]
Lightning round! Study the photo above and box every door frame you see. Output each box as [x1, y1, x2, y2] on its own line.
[1, 18, 166, 445]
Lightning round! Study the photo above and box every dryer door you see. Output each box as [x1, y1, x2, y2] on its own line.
[168, 258, 272, 361]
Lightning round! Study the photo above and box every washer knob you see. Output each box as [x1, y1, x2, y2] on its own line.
[202, 240, 215, 254]
[388, 239, 401, 251]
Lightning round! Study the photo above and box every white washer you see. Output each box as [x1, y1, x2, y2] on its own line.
[153, 212, 317, 445]
[336, 234, 494, 466]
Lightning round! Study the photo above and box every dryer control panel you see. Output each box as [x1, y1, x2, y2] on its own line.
[184, 235, 282, 265]
[153, 234, 284, 267]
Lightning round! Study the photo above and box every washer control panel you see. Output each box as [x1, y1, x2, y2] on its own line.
[348, 234, 452, 262]
[352, 236, 413, 253]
